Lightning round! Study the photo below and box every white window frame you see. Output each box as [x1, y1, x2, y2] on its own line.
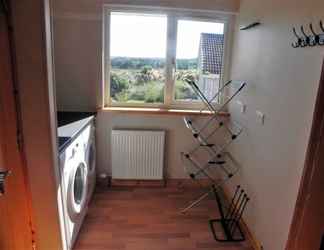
[102, 4, 234, 110]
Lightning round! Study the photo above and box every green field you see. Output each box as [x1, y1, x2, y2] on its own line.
[110, 57, 199, 103]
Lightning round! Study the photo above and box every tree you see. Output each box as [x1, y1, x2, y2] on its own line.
[110, 72, 129, 98]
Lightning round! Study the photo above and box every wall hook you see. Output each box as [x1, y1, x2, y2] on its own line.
[300, 25, 310, 46]
[309, 23, 319, 46]
[318, 20, 324, 45]
[320, 20, 324, 33]
[292, 27, 303, 48]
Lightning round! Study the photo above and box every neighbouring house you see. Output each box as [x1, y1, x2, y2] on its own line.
[198, 33, 224, 101]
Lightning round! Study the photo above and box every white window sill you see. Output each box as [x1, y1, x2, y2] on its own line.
[100, 107, 230, 117]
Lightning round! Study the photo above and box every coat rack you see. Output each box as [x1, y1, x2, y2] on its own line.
[292, 21, 324, 48]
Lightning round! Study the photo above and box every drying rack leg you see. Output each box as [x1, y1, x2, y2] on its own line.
[209, 186, 248, 242]
[209, 219, 245, 242]
[181, 188, 213, 214]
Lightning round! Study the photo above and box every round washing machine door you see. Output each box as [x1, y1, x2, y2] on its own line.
[86, 139, 96, 176]
[66, 158, 88, 222]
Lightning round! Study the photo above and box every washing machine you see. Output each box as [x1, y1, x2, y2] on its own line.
[80, 121, 96, 204]
[59, 135, 88, 249]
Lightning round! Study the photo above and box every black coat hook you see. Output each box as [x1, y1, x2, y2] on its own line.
[300, 25, 310, 46]
[292, 27, 303, 48]
[309, 23, 319, 46]
[319, 20, 324, 45]
[320, 20, 324, 33]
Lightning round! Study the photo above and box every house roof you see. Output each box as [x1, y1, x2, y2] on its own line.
[199, 33, 224, 75]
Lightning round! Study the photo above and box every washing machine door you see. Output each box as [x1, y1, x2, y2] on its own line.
[87, 139, 96, 176]
[66, 157, 88, 222]
[85, 136, 96, 203]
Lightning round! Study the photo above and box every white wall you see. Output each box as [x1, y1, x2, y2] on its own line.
[226, 0, 324, 249]
[96, 112, 226, 177]
[54, 17, 101, 111]
[54, 0, 240, 16]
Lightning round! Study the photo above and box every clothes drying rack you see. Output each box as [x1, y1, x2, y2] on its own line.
[180, 78, 247, 214]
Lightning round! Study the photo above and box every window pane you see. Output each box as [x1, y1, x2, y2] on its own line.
[175, 20, 224, 102]
[109, 12, 167, 104]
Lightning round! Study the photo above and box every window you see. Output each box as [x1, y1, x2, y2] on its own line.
[103, 6, 230, 109]
[110, 12, 167, 104]
[175, 20, 224, 102]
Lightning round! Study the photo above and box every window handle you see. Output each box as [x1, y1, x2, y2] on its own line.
[170, 57, 176, 80]
[171, 57, 176, 65]
[0, 170, 11, 195]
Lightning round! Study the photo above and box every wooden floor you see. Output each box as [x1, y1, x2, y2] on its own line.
[74, 186, 253, 250]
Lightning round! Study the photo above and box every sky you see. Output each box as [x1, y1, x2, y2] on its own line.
[110, 12, 224, 59]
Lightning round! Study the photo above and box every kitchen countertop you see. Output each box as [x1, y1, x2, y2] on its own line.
[57, 112, 95, 153]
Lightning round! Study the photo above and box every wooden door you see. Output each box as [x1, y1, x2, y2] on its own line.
[0, 3, 35, 250]
[286, 59, 324, 250]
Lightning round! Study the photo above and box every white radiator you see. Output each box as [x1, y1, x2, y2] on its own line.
[111, 130, 165, 180]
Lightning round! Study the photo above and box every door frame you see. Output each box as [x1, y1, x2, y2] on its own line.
[7, 0, 65, 249]
[285, 58, 324, 250]
[0, 4, 35, 249]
